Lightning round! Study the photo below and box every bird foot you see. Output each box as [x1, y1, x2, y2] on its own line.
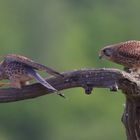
[123, 67, 131, 73]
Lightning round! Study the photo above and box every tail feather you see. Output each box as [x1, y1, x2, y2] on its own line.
[26, 67, 57, 91]
[26, 67, 65, 98]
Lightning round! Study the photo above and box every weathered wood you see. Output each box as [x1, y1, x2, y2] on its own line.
[0, 68, 139, 140]
[0, 68, 138, 101]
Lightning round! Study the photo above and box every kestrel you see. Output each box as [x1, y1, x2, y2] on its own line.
[0, 54, 64, 97]
[99, 40, 140, 73]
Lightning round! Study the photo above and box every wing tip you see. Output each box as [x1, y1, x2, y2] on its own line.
[46, 70, 64, 78]
[56, 73, 64, 77]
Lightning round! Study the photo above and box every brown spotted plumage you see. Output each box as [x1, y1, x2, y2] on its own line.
[99, 40, 140, 72]
[4, 54, 63, 77]
[0, 54, 64, 97]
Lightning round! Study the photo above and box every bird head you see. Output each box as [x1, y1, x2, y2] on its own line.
[99, 46, 115, 60]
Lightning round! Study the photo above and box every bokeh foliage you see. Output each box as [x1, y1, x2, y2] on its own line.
[0, 0, 140, 139]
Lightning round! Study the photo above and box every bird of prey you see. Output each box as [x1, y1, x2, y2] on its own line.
[99, 40, 140, 73]
[0, 54, 64, 97]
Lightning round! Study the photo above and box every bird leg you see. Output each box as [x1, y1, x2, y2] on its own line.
[124, 67, 137, 74]
[123, 67, 132, 73]
[123, 67, 140, 79]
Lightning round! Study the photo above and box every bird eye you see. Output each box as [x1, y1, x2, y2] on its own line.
[103, 48, 112, 57]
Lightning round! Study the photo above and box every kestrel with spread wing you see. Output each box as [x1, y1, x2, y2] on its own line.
[99, 40, 140, 73]
[0, 54, 64, 97]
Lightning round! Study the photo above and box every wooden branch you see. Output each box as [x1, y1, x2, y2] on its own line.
[0, 68, 138, 103]
[1, 68, 140, 140]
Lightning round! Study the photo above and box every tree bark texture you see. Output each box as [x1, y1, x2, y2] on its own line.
[0, 68, 139, 140]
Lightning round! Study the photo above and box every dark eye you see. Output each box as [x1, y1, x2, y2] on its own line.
[103, 48, 112, 57]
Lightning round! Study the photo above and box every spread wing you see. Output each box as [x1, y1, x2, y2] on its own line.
[116, 40, 140, 60]
[3, 54, 63, 77]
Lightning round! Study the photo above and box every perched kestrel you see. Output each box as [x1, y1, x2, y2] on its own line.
[99, 40, 140, 73]
[0, 54, 64, 97]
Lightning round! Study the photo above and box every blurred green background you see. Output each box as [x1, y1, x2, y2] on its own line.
[0, 0, 140, 139]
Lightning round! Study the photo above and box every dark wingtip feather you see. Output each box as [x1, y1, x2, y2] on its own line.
[46, 70, 64, 78]
[57, 92, 65, 98]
